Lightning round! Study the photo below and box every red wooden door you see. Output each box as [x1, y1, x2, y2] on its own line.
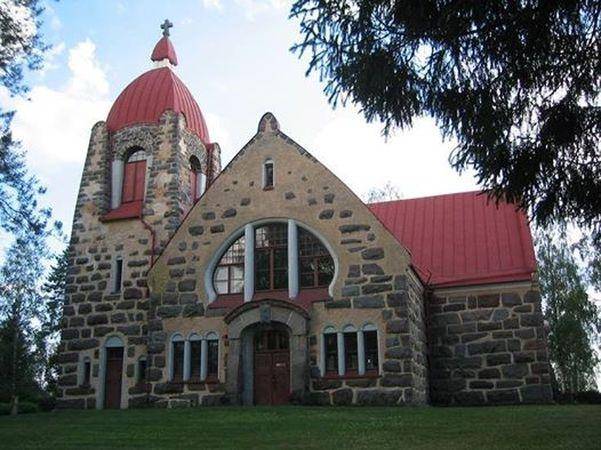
[271, 351, 290, 405]
[253, 330, 290, 405]
[105, 347, 123, 409]
[121, 160, 146, 203]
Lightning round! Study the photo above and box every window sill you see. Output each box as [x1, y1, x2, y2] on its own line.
[100, 201, 142, 222]
[262, 186, 274, 191]
[322, 372, 380, 380]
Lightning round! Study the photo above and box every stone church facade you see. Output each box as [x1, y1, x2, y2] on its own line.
[56, 26, 552, 409]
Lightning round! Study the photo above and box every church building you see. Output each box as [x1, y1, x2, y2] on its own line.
[57, 24, 553, 409]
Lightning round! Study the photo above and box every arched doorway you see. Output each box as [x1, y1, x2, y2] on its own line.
[225, 299, 309, 406]
[253, 327, 290, 405]
[103, 336, 124, 409]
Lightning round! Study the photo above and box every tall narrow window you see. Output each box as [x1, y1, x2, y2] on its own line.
[364, 329, 379, 372]
[343, 327, 358, 373]
[255, 223, 288, 291]
[137, 357, 147, 384]
[82, 357, 91, 386]
[263, 160, 274, 189]
[122, 148, 146, 204]
[113, 258, 123, 293]
[324, 330, 338, 374]
[190, 338, 202, 380]
[171, 336, 185, 382]
[189, 156, 204, 201]
[299, 228, 335, 288]
[207, 334, 219, 378]
[214, 235, 245, 294]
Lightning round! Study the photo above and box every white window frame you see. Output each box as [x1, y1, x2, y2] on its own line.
[169, 333, 185, 382]
[204, 219, 339, 303]
[320, 324, 380, 377]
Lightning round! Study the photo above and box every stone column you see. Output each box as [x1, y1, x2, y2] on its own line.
[337, 332, 345, 376]
[225, 338, 241, 404]
[200, 339, 208, 381]
[357, 330, 365, 375]
[110, 159, 124, 209]
[167, 341, 174, 381]
[183, 340, 191, 382]
[244, 224, 254, 302]
[288, 219, 299, 298]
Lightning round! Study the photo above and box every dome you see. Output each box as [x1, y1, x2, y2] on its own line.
[105, 33, 209, 143]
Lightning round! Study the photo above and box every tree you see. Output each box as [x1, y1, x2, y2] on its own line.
[536, 227, 601, 396]
[291, 1, 601, 243]
[0, 234, 47, 413]
[364, 181, 402, 203]
[0, 0, 54, 235]
[39, 248, 69, 395]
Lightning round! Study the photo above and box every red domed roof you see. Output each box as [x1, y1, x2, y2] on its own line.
[151, 36, 178, 66]
[106, 34, 209, 143]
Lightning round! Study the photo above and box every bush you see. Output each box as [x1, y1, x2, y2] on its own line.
[17, 401, 40, 414]
[38, 395, 56, 412]
[575, 390, 601, 404]
[0, 403, 10, 415]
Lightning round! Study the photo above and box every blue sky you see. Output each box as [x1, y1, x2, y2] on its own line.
[3, 0, 479, 252]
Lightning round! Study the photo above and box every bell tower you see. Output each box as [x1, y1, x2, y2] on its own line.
[56, 22, 221, 409]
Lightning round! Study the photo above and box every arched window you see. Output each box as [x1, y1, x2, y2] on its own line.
[189, 334, 202, 381]
[362, 324, 379, 373]
[323, 326, 338, 375]
[170, 334, 185, 382]
[263, 159, 274, 189]
[343, 325, 358, 374]
[137, 356, 147, 384]
[122, 148, 146, 204]
[206, 332, 219, 378]
[81, 356, 91, 386]
[189, 156, 205, 201]
[299, 228, 335, 288]
[214, 235, 245, 294]
[255, 223, 288, 291]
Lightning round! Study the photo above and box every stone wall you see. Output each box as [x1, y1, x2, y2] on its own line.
[147, 113, 429, 406]
[428, 284, 553, 405]
[56, 111, 219, 409]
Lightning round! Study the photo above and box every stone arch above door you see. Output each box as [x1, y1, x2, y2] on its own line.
[225, 299, 309, 339]
[224, 299, 309, 404]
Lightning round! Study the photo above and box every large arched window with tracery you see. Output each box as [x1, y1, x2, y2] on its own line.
[122, 147, 146, 204]
[299, 228, 334, 288]
[210, 221, 336, 300]
[213, 235, 245, 295]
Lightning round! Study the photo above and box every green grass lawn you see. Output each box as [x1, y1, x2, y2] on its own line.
[0, 405, 599, 449]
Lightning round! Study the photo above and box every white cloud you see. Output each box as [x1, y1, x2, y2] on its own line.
[202, 0, 223, 10]
[39, 41, 65, 75]
[310, 107, 479, 200]
[5, 39, 111, 165]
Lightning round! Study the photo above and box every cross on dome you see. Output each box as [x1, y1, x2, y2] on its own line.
[161, 19, 173, 37]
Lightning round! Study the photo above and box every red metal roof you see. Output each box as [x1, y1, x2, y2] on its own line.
[369, 191, 536, 288]
[151, 36, 178, 66]
[106, 67, 209, 142]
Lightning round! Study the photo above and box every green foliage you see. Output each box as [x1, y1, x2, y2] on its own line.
[0, 0, 59, 236]
[0, 234, 48, 402]
[0, 401, 40, 415]
[291, 1, 601, 243]
[536, 226, 601, 394]
[39, 248, 69, 395]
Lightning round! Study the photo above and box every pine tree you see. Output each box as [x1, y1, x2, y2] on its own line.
[291, 1, 601, 246]
[0, 234, 47, 413]
[39, 248, 69, 395]
[536, 227, 601, 397]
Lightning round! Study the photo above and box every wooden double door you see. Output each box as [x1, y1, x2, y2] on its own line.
[253, 330, 290, 405]
[104, 347, 123, 409]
